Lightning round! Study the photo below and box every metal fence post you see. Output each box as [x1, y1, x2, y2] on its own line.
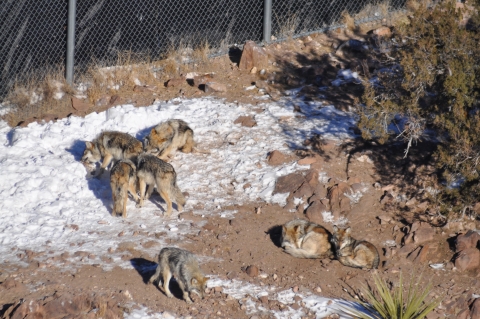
[263, 0, 272, 43]
[66, 0, 76, 85]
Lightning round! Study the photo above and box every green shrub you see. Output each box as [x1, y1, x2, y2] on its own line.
[358, 0, 480, 213]
[344, 273, 441, 319]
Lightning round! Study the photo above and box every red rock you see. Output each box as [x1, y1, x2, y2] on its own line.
[457, 309, 470, 319]
[259, 295, 269, 304]
[204, 81, 227, 93]
[456, 230, 480, 252]
[297, 157, 316, 165]
[2, 277, 16, 289]
[239, 41, 269, 71]
[397, 243, 416, 257]
[304, 169, 319, 189]
[267, 150, 289, 166]
[413, 227, 435, 244]
[165, 77, 185, 87]
[71, 97, 91, 112]
[194, 74, 214, 86]
[273, 173, 305, 194]
[233, 115, 256, 127]
[471, 298, 480, 319]
[305, 201, 327, 224]
[455, 247, 480, 271]
[293, 182, 314, 199]
[372, 26, 392, 37]
[246, 265, 259, 277]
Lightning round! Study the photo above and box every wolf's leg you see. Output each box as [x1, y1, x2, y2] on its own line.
[128, 179, 139, 202]
[159, 188, 173, 217]
[176, 279, 193, 304]
[149, 265, 162, 285]
[136, 177, 146, 208]
[145, 183, 155, 200]
[162, 268, 174, 298]
[181, 131, 194, 153]
[97, 153, 113, 177]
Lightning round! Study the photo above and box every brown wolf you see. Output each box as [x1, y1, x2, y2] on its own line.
[135, 153, 186, 216]
[143, 119, 194, 160]
[110, 159, 139, 218]
[149, 247, 209, 303]
[281, 219, 334, 259]
[82, 131, 143, 177]
[332, 226, 380, 269]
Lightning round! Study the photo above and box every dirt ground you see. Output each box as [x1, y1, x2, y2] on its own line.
[1, 26, 480, 319]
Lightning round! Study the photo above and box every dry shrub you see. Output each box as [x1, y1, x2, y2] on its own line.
[357, 0, 480, 214]
[275, 12, 300, 39]
[341, 11, 357, 31]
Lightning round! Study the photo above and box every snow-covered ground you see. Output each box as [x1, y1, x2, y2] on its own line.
[0, 93, 366, 318]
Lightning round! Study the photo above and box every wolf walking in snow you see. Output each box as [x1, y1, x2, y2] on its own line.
[135, 153, 186, 216]
[281, 219, 334, 259]
[149, 247, 209, 303]
[332, 225, 379, 269]
[82, 131, 143, 177]
[110, 159, 139, 218]
[143, 119, 195, 160]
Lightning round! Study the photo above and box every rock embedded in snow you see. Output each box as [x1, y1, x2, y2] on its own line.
[233, 115, 256, 127]
[267, 150, 289, 166]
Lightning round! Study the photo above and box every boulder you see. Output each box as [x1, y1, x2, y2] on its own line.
[239, 41, 269, 71]
[305, 201, 327, 224]
[273, 173, 305, 195]
[455, 247, 480, 272]
[456, 230, 480, 252]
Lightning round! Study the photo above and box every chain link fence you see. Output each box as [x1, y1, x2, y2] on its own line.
[0, 0, 406, 99]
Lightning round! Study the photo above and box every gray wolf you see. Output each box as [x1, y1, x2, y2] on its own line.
[332, 226, 380, 269]
[149, 247, 208, 303]
[135, 153, 186, 216]
[82, 131, 143, 177]
[143, 119, 194, 160]
[281, 219, 334, 259]
[110, 159, 139, 218]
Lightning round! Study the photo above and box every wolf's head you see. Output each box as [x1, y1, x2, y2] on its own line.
[332, 226, 354, 257]
[143, 126, 174, 156]
[281, 223, 304, 250]
[190, 275, 209, 299]
[81, 141, 101, 164]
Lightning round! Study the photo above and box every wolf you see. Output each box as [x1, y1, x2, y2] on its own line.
[281, 219, 334, 259]
[110, 159, 139, 218]
[135, 153, 186, 216]
[82, 131, 143, 177]
[143, 119, 195, 160]
[332, 226, 380, 269]
[149, 247, 209, 303]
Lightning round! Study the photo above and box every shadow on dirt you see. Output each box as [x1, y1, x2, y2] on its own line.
[130, 258, 185, 300]
[267, 225, 283, 248]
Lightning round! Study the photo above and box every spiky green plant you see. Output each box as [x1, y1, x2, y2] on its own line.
[344, 273, 442, 319]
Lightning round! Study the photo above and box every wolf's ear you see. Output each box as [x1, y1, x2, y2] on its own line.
[293, 225, 300, 233]
[191, 278, 198, 285]
[203, 276, 209, 282]
[85, 141, 93, 149]
[150, 128, 157, 136]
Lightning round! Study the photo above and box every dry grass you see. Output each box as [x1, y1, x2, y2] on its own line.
[275, 12, 301, 39]
[2, 66, 74, 126]
[341, 11, 357, 31]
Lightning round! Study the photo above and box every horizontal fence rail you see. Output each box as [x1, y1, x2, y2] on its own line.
[0, 0, 406, 99]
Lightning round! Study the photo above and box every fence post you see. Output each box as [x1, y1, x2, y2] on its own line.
[66, 0, 77, 85]
[263, 0, 272, 43]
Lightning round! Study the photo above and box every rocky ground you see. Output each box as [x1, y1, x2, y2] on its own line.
[2, 26, 480, 319]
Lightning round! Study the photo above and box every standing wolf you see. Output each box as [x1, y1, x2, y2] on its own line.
[149, 247, 209, 303]
[281, 219, 334, 259]
[332, 226, 380, 269]
[143, 119, 194, 160]
[82, 131, 143, 177]
[135, 153, 186, 216]
[110, 159, 139, 218]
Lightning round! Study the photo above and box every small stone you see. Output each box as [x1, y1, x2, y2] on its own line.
[297, 157, 317, 165]
[292, 286, 299, 293]
[315, 287, 322, 293]
[165, 77, 185, 87]
[267, 150, 289, 166]
[233, 115, 256, 127]
[71, 97, 91, 112]
[372, 26, 392, 37]
[246, 265, 259, 277]
[259, 295, 269, 304]
[413, 227, 435, 244]
[204, 81, 227, 93]
[273, 274, 278, 280]
[250, 66, 258, 74]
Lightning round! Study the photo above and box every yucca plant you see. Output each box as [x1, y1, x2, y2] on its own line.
[343, 273, 442, 319]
